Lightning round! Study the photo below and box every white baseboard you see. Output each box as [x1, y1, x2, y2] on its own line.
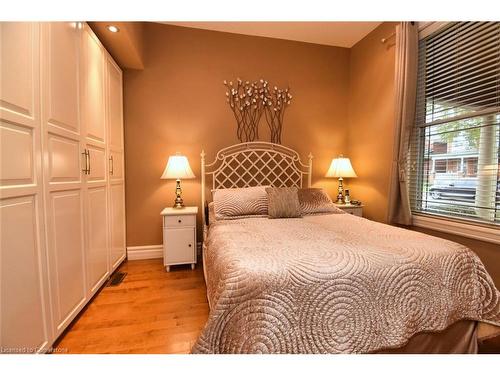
[126, 243, 203, 261]
[127, 245, 163, 260]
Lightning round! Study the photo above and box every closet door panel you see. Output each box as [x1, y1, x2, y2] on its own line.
[109, 183, 125, 269]
[105, 55, 125, 273]
[0, 22, 51, 352]
[82, 25, 109, 295]
[45, 22, 80, 134]
[48, 190, 86, 331]
[0, 22, 39, 191]
[47, 134, 81, 183]
[86, 186, 109, 293]
[0, 121, 34, 187]
[82, 27, 105, 144]
[107, 60, 123, 150]
[0, 196, 48, 351]
[109, 150, 124, 181]
[0, 22, 38, 126]
[87, 144, 106, 183]
[41, 22, 87, 339]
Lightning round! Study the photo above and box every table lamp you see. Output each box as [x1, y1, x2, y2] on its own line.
[161, 153, 195, 208]
[325, 155, 357, 204]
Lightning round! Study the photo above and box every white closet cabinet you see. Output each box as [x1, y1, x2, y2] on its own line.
[0, 22, 126, 351]
[106, 57, 126, 272]
[40, 22, 87, 338]
[0, 22, 52, 353]
[81, 24, 110, 296]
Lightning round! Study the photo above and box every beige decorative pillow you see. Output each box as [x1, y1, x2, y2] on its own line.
[265, 187, 302, 219]
[298, 188, 344, 215]
[207, 202, 217, 225]
[212, 186, 268, 220]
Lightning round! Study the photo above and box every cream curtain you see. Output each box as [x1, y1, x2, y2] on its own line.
[387, 22, 418, 225]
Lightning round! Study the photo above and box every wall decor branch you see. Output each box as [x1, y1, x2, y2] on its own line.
[263, 84, 292, 144]
[224, 78, 293, 144]
[224, 78, 264, 142]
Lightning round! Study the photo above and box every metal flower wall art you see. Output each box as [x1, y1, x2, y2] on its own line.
[224, 78, 292, 144]
[224, 78, 264, 142]
[263, 84, 292, 144]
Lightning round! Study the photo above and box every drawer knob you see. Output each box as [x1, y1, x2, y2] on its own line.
[178, 219, 182, 223]
[188, 244, 192, 247]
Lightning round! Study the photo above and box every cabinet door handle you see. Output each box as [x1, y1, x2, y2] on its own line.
[87, 149, 91, 175]
[82, 149, 90, 174]
[109, 155, 114, 175]
[82, 150, 87, 174]
[188, 244, 192, 247]
[178, 219, 182, 223]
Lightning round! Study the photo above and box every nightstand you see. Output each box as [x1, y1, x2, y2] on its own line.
[334, 203, 364, 217]
[161, 206, 198, 272]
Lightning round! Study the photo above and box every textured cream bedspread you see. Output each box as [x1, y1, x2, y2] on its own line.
[192, 214, 500, 353]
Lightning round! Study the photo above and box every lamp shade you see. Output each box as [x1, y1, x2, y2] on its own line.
[161, 154, 195, 180]
[325, 156, 357, 178]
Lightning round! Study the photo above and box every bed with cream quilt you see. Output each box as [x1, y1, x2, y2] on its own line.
[192, 212, 500, 354]
[193, 142, 500, 354]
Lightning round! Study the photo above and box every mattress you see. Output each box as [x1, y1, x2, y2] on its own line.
[193, 213, 500, 353]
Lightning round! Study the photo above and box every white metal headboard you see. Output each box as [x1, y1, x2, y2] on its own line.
[201, 142, 313, 224]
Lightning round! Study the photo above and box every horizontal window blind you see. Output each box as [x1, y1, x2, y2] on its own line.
[409, 22, 500, 225]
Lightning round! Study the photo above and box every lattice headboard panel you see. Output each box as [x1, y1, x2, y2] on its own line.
[201, 142, 313, 223]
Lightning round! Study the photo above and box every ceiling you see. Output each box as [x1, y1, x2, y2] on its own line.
[89, 22, 145, 69]
[163, 22, 382, 48]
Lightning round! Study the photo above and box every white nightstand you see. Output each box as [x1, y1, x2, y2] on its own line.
[334, 203, 364, 217]
[161, 206, 198, 272]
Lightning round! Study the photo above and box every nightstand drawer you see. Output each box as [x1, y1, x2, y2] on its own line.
[334, 203, 364, 217]
[163, 214, 196, 228]
[342, 208, 362, 217]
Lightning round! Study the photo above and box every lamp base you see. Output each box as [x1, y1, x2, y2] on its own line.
[172, 179, 185, 209]
[336, 177, 344, 204]
[173, 201, 185, 209]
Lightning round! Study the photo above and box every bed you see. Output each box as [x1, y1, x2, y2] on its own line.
[192, 142, 500, 354]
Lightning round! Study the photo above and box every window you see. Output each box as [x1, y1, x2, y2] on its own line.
[410, 22, 500, 225]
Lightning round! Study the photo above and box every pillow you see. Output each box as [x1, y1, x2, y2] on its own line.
[265, 187, 302, 219]
[212, 186, 268, 220]
[298, 188, 344, 215]
[207, 202, 217, 225]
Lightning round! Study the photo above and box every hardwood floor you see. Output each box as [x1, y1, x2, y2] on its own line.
[55, 259, 209, 354]
[55, 258, 500, 354]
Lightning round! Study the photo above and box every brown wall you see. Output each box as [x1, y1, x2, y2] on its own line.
[124, 23, 350, 246]
[347, 22, 398, 223]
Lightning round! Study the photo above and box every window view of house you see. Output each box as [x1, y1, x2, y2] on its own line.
[418, 112, 499, 222]
[412, 22, 500, 224]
